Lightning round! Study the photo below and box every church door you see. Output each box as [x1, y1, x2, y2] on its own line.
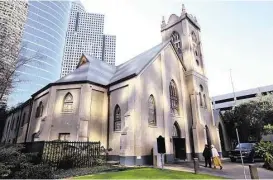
[172, 122, 186, 160]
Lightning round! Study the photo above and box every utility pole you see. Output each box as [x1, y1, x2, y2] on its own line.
[229, 69, 247, 180]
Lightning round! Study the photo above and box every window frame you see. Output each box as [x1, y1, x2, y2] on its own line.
[35, 101, 43, 118]
[62, 92, 73, 113]
[169, 80, 179, 115]
[58, 133, 70, 141]
[171, 31, 182, 54]
[148, 95, 156, 126]
[114, 105, 121, 131]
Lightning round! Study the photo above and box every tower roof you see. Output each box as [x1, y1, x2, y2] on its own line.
[161, 4, 200, 32]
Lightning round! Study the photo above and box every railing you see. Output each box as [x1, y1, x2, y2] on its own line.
[23, 141, 105, 170]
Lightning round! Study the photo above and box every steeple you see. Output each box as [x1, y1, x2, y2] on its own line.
[161, 16, 166, 28]
[182, 4, 186, 15]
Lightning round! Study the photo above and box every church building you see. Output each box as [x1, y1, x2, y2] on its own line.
[1, 5, 222, 165]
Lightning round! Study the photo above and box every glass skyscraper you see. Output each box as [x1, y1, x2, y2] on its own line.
[8, 1, 72, 107]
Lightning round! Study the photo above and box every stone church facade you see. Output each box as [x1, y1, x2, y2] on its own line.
[1, 5, 222, 165]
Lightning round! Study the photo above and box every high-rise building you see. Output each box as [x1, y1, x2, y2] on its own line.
[61, 2, 116, 77]
[0, 0, 28, 108]
[7, 1, 72, 107]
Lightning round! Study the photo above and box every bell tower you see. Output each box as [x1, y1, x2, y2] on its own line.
[161, 4, 221, 159]
[161, 4, 205, 76]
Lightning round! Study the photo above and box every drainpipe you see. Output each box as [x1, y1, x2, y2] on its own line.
[107, 90, 110, 149]
[24, 99, 33, 143]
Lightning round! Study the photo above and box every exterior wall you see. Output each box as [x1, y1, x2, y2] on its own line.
[161, 46, 191, 161]
[108, 81, 130, 158]
[16, 104, 32, 143]
[139, 55, 164, 157]
[27, 89, 50, 142]
[25, 83, 108, 142]
[1, 101, 31, 143]
[89, 86, 108, 147]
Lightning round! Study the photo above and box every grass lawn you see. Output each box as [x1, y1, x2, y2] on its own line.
[73, 167, 224, 179]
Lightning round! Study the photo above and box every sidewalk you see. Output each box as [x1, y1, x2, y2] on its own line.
[164, 161, 273, 179]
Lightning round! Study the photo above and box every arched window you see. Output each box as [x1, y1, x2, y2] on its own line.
[203, 94, 207, 108]
[35, 106, 40, 118]
[35, 102, 43, 118]
[199, 92, 203, 106]
[63, 93, 73, 112]
[114, 105, 121, 131]
[39, 102, 43, 117]
[199, 85, 204, 107]
[200, 85, 204, 92]
[172, 122, 181, 137]
[148, 95, 156, 126]
[192, 31, 198, 43]
[171, 31, 182, 54]
[21, 113, 26, 127]
[169, 80, 179, 115]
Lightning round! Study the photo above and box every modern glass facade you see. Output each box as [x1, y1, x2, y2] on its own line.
[8, 1, 72, 107]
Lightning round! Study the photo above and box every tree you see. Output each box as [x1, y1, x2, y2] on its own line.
[0, 25, 42, 106]
[220, 93, 273, 145]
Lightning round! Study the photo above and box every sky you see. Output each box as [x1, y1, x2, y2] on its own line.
[80, 0, 273, 97]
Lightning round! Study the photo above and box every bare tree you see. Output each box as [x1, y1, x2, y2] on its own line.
[0, 25, 43, 106]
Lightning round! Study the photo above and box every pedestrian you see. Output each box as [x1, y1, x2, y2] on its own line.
[202, 144, 212, 168]
[211, 144, 223, 170]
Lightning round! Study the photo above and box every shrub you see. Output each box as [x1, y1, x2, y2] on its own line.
[255, 141, 273, 169]
[0, 144, 54, 179]
[11, 163, 53, 179]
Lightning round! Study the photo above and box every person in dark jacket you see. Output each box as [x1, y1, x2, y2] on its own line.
[203, 144, 212, 168]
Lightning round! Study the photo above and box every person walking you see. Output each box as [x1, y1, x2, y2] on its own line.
[211, 144, 223, 170]
[202, 144, 212, 168]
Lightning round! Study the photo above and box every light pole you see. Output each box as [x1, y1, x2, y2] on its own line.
[230, 69, 247, 180]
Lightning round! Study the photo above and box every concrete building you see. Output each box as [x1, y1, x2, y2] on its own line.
[7, 1, 72, 107]
[212, 84, 273, 111]
[0, 0, 28, 107]
[211, 84, 273, 155]
[61, 2, 116, 77]
[2, 5, 221, 165]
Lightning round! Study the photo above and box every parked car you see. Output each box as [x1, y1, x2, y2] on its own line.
[229, 143, 261, 162]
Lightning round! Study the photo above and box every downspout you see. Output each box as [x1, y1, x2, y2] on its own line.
[24, 99, 33, 143]
[107, 90, 110, 149]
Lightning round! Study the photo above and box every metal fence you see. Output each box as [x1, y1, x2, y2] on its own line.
[24, 141, 105, 170]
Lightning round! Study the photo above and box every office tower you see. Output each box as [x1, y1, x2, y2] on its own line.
[0, 0, 28, 108]
[7, 1, 72, 107]
[61, 2, 116, 77]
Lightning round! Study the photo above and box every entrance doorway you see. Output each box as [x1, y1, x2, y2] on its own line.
[172, 122, 186, 160]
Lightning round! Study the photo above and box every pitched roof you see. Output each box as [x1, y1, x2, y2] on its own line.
[56, 56, 116, 86]
[56, 40, 170, 86]
[110, 40, 170, 83]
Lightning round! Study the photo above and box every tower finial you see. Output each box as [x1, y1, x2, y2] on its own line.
[194, 16, 197, 22]
[161, 16, 166, 28]
[182, 4, 186, 14]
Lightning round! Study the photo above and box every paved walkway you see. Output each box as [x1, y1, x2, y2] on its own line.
[164, 161, 273, 179]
